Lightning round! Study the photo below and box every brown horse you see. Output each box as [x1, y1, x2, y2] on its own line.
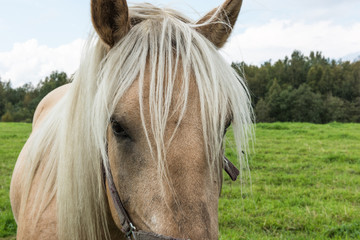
[10, 0, 253, 239]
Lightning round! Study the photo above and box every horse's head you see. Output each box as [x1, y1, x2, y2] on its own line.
[89, 0, 251, 239]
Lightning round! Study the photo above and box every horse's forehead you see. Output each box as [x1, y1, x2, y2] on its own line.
[116, 72, 200, 119]
[119, 79, 141, 111]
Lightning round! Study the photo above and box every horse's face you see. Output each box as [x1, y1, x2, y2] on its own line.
[107, 74, 221, 238]
[91, 0, 244, 239]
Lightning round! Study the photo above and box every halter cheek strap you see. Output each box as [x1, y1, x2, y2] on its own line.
[103, 156, 239, 240]
[104, 163, 187, 240]
[223, 156, 240, 181]
[105, 165, 136, 237]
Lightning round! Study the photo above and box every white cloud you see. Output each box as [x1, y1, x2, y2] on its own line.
[2, 19, 360, 87]
[222, 20, 360, 65]
[0, 38, 85, 87]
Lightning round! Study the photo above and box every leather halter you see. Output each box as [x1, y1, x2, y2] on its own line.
[103, 156, 240, 239]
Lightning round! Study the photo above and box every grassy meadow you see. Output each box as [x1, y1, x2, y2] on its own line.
[1, 122, 359, 239]
[0, 123, 29, 239]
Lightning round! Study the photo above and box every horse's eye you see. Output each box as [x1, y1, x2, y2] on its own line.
[224, 119, 232, 135]
[110, 119, 131, 140]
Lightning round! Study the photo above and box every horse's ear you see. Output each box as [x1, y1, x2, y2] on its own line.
[196, 0, 243, 48]
[91, 0, 130, 47]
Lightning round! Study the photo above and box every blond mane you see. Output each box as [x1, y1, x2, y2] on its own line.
[20, 3, 253, 240]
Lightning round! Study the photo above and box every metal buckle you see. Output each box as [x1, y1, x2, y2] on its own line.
[125, 222, 137, 240]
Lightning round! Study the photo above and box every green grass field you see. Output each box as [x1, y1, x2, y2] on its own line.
[1, 122, 359, 239]
[0, 123, 30, 239]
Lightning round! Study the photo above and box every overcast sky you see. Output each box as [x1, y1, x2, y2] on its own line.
[1, 0, 360, 87]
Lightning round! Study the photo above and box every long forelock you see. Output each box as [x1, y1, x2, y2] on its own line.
[97, 4, 253, 188]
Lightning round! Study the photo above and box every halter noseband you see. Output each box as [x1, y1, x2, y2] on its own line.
[103, 156, 239, 240]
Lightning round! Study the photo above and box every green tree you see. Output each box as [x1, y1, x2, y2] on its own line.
[1, 103, 14, 122]
[233, 50, 360, 123]
[290, 84, 323, 123]
[322, 95, 347, 122]
[0, 80, 6, 117]
[347, 97, 360, 123]
[318, 66, 333, 94]
[266, 78, 282, 122]
[307, 65, 323, 92]
[0, 71, 71, 122]
[1, 111, 14, 122]
[34, 71, 70, 104]
[288, 51, 309, 88]
[254, 98, 270, 122]
[233, 62, 270, 105]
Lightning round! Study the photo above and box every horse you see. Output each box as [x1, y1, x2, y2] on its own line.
[10, 0, 253, 239]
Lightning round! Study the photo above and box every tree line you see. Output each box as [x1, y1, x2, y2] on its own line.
[233, 51, 360, 123]
[0, 50, 359, 123]
[0, 71, 70, 122]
